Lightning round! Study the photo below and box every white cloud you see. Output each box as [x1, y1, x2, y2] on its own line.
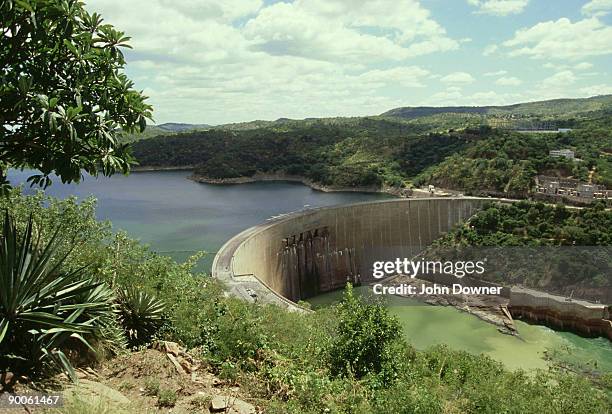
[574, 62, 594, 70]
[243, 0, 458, 63]
[582, 0, 612, 16]
[440, 72, 475, 84]
[467, 0, 529, 16]
[159, 0, 263, 22]
[483, 44, 498, 56]
[503, 17, 612, 60]
[541, 70, 577, 88]
[542, 62, 596, 72]
[495, 76, 522, 86]
[80, 1, 611, 123]
[83, 0, 458, 123]
[484, 70, 508, 76]
[356, 66, 430, 88]
[243, 4, 409, 62]
[579, 84, 612, 96]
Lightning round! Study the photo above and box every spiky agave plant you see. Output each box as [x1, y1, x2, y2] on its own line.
[118, 287, 166, 347]
[0, 212, 116, 379]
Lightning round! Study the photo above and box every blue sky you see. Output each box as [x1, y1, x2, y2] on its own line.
[88, 0, 612, 124]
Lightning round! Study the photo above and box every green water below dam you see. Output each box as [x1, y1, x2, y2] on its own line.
[308, 286, 612, 373]
[9, 169, 612, 374]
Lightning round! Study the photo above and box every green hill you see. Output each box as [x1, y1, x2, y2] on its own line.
[131, 96, 612, 194]
[158, 122, 212, 132]
[382, 95, 612, 119]
[119, 123, 213, 143]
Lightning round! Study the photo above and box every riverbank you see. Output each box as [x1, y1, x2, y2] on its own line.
[132, 165, 197, 172]
[134, 167, 488, 199]
[189, 171, 412, 197]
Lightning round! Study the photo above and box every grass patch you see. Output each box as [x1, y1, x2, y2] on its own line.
[156, 388, 178, 407]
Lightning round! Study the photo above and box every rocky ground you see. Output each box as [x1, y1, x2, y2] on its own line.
[0, 342, 259, 414]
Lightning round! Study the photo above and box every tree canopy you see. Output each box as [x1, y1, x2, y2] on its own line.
[0, 0, 152, 190]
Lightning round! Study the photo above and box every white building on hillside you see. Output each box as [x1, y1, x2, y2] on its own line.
[549, 149, 575, 159]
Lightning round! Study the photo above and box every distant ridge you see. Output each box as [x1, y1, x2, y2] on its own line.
[157, 122, 211, 132]
[381, 95, 612, 119]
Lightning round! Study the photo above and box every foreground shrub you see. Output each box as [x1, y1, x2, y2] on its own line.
[156, 388, 178, 407]
[327, 284, 402, 384]
[0, 213, 117, 379]
[0, 189, 213, 351]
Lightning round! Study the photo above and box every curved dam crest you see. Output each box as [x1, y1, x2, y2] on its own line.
[213, 197, 488, 306]
[213, 197, 612, 341]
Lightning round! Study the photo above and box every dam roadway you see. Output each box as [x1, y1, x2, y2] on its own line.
[212, 197, 611, 339]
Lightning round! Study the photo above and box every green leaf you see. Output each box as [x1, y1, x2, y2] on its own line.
[63, 39, 79, 56]
[18, 76, 31, 94]
[15, 0, 33, 13]
[0, 319, 9, 344]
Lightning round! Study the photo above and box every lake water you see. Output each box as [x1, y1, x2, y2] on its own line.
[8, 169, 612, 373]
[9, 169, 392, 270]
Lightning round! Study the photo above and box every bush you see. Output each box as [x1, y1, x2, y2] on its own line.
[376, 384, 443, 414]
[327, 284, 402, 384]
[0, 213, 118, 379]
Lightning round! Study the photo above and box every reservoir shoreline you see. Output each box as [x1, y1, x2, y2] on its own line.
[189, 171, 411, 196]
[133, 166, 407, 195]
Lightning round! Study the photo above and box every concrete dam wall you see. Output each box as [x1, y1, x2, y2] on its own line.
[213, 197, 487, 306]
[213, 197, 611, 339]
[510, 288, 612, 340]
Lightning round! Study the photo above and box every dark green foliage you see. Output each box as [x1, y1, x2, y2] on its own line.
[433, 201, 612, 301]
[0, 0, 152, 190]
[117, 288, 166, 347]
[415, 131, 594, 195]
[441, 201, 612, 246]
[132, 118, 461, 188]
[0, 188, 217, 365]
[398, 132, 473, 176]
[0, 212, 117, 379]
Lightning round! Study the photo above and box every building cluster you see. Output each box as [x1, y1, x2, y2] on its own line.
[535, 176, 610, 200]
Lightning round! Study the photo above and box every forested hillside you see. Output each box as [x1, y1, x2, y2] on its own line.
[132, 96, 612, 195]
[430, 201, 612, 302]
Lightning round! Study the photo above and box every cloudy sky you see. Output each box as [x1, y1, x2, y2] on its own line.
[88, 0, 612, 125]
